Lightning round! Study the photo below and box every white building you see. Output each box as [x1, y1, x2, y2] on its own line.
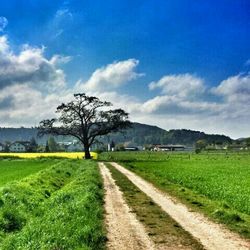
[154, 144, 185, 151]
[9, 141, 30, 152]
[66, 142, 84, 152]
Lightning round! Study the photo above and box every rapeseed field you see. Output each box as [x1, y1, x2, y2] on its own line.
[0, 152, 98, 159]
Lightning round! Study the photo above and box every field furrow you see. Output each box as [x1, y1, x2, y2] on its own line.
[0, 158, 106, 249]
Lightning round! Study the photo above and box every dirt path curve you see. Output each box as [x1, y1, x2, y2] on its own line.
[111, 162, 250, 250]
[99, 162, 155, 250]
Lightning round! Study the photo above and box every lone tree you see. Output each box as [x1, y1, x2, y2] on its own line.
[38, 93, 131, 159]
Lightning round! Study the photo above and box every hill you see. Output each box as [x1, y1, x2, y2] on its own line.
[105, 123, 232, 146]
[0, 123, 232, 146]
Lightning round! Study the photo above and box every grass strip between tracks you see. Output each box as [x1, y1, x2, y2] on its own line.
[106, 163, 204, 249]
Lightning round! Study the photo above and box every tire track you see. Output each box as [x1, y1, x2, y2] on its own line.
[110, 162, 250, 250]
[99, 162, 155, 250]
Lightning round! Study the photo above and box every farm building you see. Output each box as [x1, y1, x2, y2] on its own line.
[9, 141, 30, 152]
[124, 146, 139, 151]
[66, 142, 84, 152]
[154, 144, 185, 151]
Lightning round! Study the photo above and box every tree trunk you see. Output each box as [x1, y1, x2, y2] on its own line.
[84, 144, 91, 159]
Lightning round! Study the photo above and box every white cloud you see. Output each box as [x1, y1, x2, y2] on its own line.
[139, 95, 220, 115]
[55, 8, 73, 19]
[0, 17, 8, 32]
[0, 36, 73, 126]
[137, 72, 250, 138]
[0, 36, 9, 53]
[48, 8, 73, 40]
[149, 73, 205, 98]
[141, 74, 214, 115]
[212, 73, 250, 102]
[0, 84, 74, 127]
[0, 36, 250, 138]
[50, 55, 72, 65]
[0, 36, 69, 91]
[210, 73, 250, 122]
[76, 59, 144, 91]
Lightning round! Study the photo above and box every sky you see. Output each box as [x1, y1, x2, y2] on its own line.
[0, 0, 250, 138]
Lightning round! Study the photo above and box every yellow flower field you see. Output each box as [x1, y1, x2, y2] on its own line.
[0, 152, 98, 159]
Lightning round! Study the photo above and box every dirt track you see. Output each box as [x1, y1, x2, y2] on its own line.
[99, 162, 155, 250]
[110, 162, 250, 250]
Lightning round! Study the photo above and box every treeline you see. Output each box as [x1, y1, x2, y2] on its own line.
[0, 123, 233, 146]
[105, 123, 233, 146]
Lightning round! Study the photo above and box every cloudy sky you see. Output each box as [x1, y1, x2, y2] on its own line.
[0, 0, 250, 138]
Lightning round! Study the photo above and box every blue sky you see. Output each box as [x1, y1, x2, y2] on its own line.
[0, 0, 250, 138]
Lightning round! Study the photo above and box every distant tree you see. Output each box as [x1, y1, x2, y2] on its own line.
[115, 143, 125, 151]
[48, 136, 58, 152]
[236, 140, 241, 145]
[4, 141, 10, 152]
[143, 144, 153, 151]
[28, 137, 38, 152]
[245, 138, 250, 147]
[195, 139, 207, 153]
[37, 145, 45, 152]
[45, 140, 50, 152]
[38, 93, 131, 159]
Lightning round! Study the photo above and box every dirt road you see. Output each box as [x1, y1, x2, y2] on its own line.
[110, 162, 250, 250]
[99, 162, 155, 250]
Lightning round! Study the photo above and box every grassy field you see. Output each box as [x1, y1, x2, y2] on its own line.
[0, 158, 105, 249]
[100, 151, 250, 238]
[0, 158, 59, 187]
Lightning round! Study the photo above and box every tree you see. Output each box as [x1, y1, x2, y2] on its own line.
[48, 136, 58, 152]
[38, 93, 131, 159]
[4, 141, 10, 152]
[45, 140, 50, 152]
[245, 138, 250, 147]
[195, 139, 207, 153]
[115, 143, 125, 151]
[28, 137, 38, 152]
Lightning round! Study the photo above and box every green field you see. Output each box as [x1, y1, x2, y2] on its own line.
[0, 158, 59, 187]
[0, 158, 105, 249]
[1, 151, 250, 247]
[100, 151, 250, 238]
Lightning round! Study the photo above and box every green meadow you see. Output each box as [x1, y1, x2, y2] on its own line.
[0, 158, 105, 249]
[100, 151, 250, 238]
[0, 158, 58, 187]
[1, 151, 250, 248]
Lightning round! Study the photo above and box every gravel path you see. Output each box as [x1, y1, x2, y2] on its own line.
[99, 162, 155, 250]
[111, 162, 250, 250]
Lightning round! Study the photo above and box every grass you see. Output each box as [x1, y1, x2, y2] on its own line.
[0, 159, 106, 249]
[0, 152, 98, 160]
[99, 151, 250, 238]
[106, 163, 204, 249]
[0, 158, 58, 187]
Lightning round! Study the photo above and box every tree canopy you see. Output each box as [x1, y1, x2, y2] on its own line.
[38, 93, 131, 158]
